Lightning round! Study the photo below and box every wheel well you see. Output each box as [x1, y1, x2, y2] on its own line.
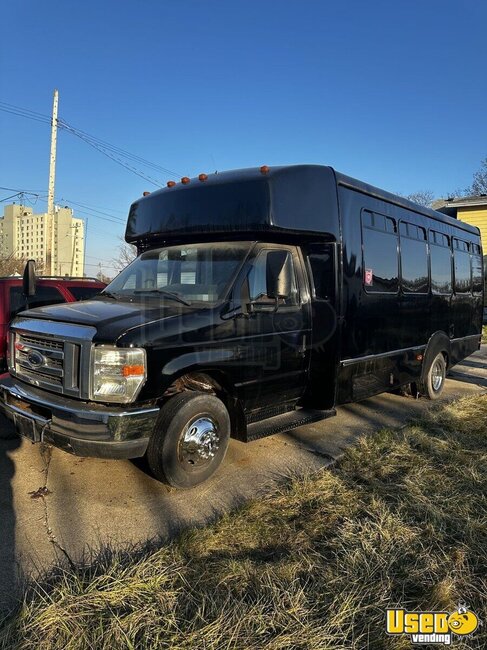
[421, 331, 451, 381]
[162, 370, 246, 441]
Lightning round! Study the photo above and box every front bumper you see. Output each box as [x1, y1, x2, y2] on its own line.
[0, 375, 159, 459]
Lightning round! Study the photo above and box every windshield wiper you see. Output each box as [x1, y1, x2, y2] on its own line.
[99, 290, 119, 299]
[133, 289, 191, 306]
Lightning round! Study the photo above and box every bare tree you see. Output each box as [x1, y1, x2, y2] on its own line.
[0, 254, 27, 277]
[0, 255, 46, 278]
[112, 237, 137, 272]
[397, 190, 435, 207]
[467, 156, 487, 195]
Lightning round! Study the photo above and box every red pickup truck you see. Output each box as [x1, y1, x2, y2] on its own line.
[0, 275, 106, 371]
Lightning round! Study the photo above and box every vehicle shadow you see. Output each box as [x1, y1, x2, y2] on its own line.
[0, 421, 21, 616]
[448, 354, 487, 388]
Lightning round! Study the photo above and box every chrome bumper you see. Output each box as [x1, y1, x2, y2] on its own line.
[0, 375, 159, 459]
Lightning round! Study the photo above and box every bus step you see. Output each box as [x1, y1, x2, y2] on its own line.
[246, 407, 336, 441]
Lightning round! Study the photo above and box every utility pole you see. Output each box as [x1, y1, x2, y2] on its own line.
[70, 223, 77, 276]
[47, 89, 58, 274]
[47, 89, 58, 216]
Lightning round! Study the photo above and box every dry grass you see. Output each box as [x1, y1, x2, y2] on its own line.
[1, 394, 486, 649]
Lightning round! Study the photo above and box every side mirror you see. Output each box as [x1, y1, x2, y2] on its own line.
[22, 259, 36, 297]
[266, 251, 292, 300]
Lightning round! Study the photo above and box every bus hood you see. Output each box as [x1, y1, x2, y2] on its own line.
[16, 297, 198, 343]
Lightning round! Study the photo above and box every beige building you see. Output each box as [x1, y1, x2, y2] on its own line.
[0, 203, 84, 277]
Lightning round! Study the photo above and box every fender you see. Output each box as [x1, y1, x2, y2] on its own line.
[161, 349, 236, 378]
[421, 331, 451, 381]
[160, 352, 248, 441]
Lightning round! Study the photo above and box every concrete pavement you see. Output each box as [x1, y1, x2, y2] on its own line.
[1, 348, 486, 613]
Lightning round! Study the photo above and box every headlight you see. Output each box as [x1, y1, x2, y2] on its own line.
[90, 346, 146, 403]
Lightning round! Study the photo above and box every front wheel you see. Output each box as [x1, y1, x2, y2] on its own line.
[419, 352, 446, 400]
[146, 391, 230, 488]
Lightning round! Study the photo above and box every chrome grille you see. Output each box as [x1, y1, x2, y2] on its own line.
[9, 318, 97, 399]
[14, 332, 65, 392]
[18, 334, 64, 351]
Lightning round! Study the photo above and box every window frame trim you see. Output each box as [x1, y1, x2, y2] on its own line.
[398, 219, 429, 296]
[361, 208, 399, 296]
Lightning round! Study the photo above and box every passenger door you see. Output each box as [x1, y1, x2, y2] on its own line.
[301, 242, 340, 409]
[232, 244, 311, 413]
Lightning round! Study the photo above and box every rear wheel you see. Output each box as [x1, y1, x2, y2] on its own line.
[419, 352, 446, 400]
[146, 391, 230, 488]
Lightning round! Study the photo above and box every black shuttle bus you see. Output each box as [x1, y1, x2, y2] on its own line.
[0, 165, 482, 487]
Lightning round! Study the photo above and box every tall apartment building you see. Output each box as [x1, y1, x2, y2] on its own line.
[0, 204, 84, 276]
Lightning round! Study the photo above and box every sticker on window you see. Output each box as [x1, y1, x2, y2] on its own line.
[364, 268, 373, 286]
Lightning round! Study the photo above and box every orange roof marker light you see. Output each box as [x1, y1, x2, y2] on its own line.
[260, 165, 270, 174]
[181, 177, 191, 185]
[143, 191, 151, 197]
[167, 181, 176, 188]
[198, 173, 208, 182]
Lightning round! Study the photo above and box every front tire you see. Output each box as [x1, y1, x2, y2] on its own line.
[419, 352, 446, 400]
[146, 391, 230, 488]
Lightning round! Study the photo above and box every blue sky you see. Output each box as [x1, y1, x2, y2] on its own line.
[1, 0, 486, 276]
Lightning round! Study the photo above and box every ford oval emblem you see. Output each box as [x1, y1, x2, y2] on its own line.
[27, 350, 45, 368]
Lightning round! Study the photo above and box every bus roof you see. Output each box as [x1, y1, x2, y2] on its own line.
[333, 169, 480, 236]
[126, 165, 480, 245]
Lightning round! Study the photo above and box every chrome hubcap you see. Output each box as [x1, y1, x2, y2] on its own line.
[431, 360, 443, 391]
[178, 417, 219, 468]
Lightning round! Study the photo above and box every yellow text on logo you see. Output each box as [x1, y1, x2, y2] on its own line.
[387, 609, 450, 635]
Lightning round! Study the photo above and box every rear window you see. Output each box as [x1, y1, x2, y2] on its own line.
[68, 285, 104, 301]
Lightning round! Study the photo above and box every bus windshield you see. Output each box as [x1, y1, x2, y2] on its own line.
[103, 242, 252, 304]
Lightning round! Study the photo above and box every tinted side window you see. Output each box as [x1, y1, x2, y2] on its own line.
[471, 254, 483, 295]
[429, 230, 449, 247]
[362, 211, 398, 293]
[400, 222, 428, 293]
[306, 245, 335, 300]
[9, 285, 66, 320]
[430, 246, 452, 294]
[248, 249, 299, 306]
[454, 249, 471, 293]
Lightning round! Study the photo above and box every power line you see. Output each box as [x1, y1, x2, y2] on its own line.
[55, 197, 125, 221]
[0, 102, 51, 126]
[0, 185, 45, 193]
[57, 119, 181, 177]
[0, 192, 31, 203]
[0, 101, 51, 122]
[26, 194, 127, 226]
[0, 99, 181, 184]
[57, 120, 167, 187]
[56, 197, 125, 215]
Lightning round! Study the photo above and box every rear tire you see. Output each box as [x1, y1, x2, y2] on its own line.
[419, 352, 446, 400]
[146, 391, 230, 488]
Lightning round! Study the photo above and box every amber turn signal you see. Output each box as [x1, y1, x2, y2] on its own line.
[167, 181, 176, 188]
[181, 177, 191, 184]
[260, 165, 270, 174]
[122, 364, 145, 377]
[198, 173, 208, 182]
